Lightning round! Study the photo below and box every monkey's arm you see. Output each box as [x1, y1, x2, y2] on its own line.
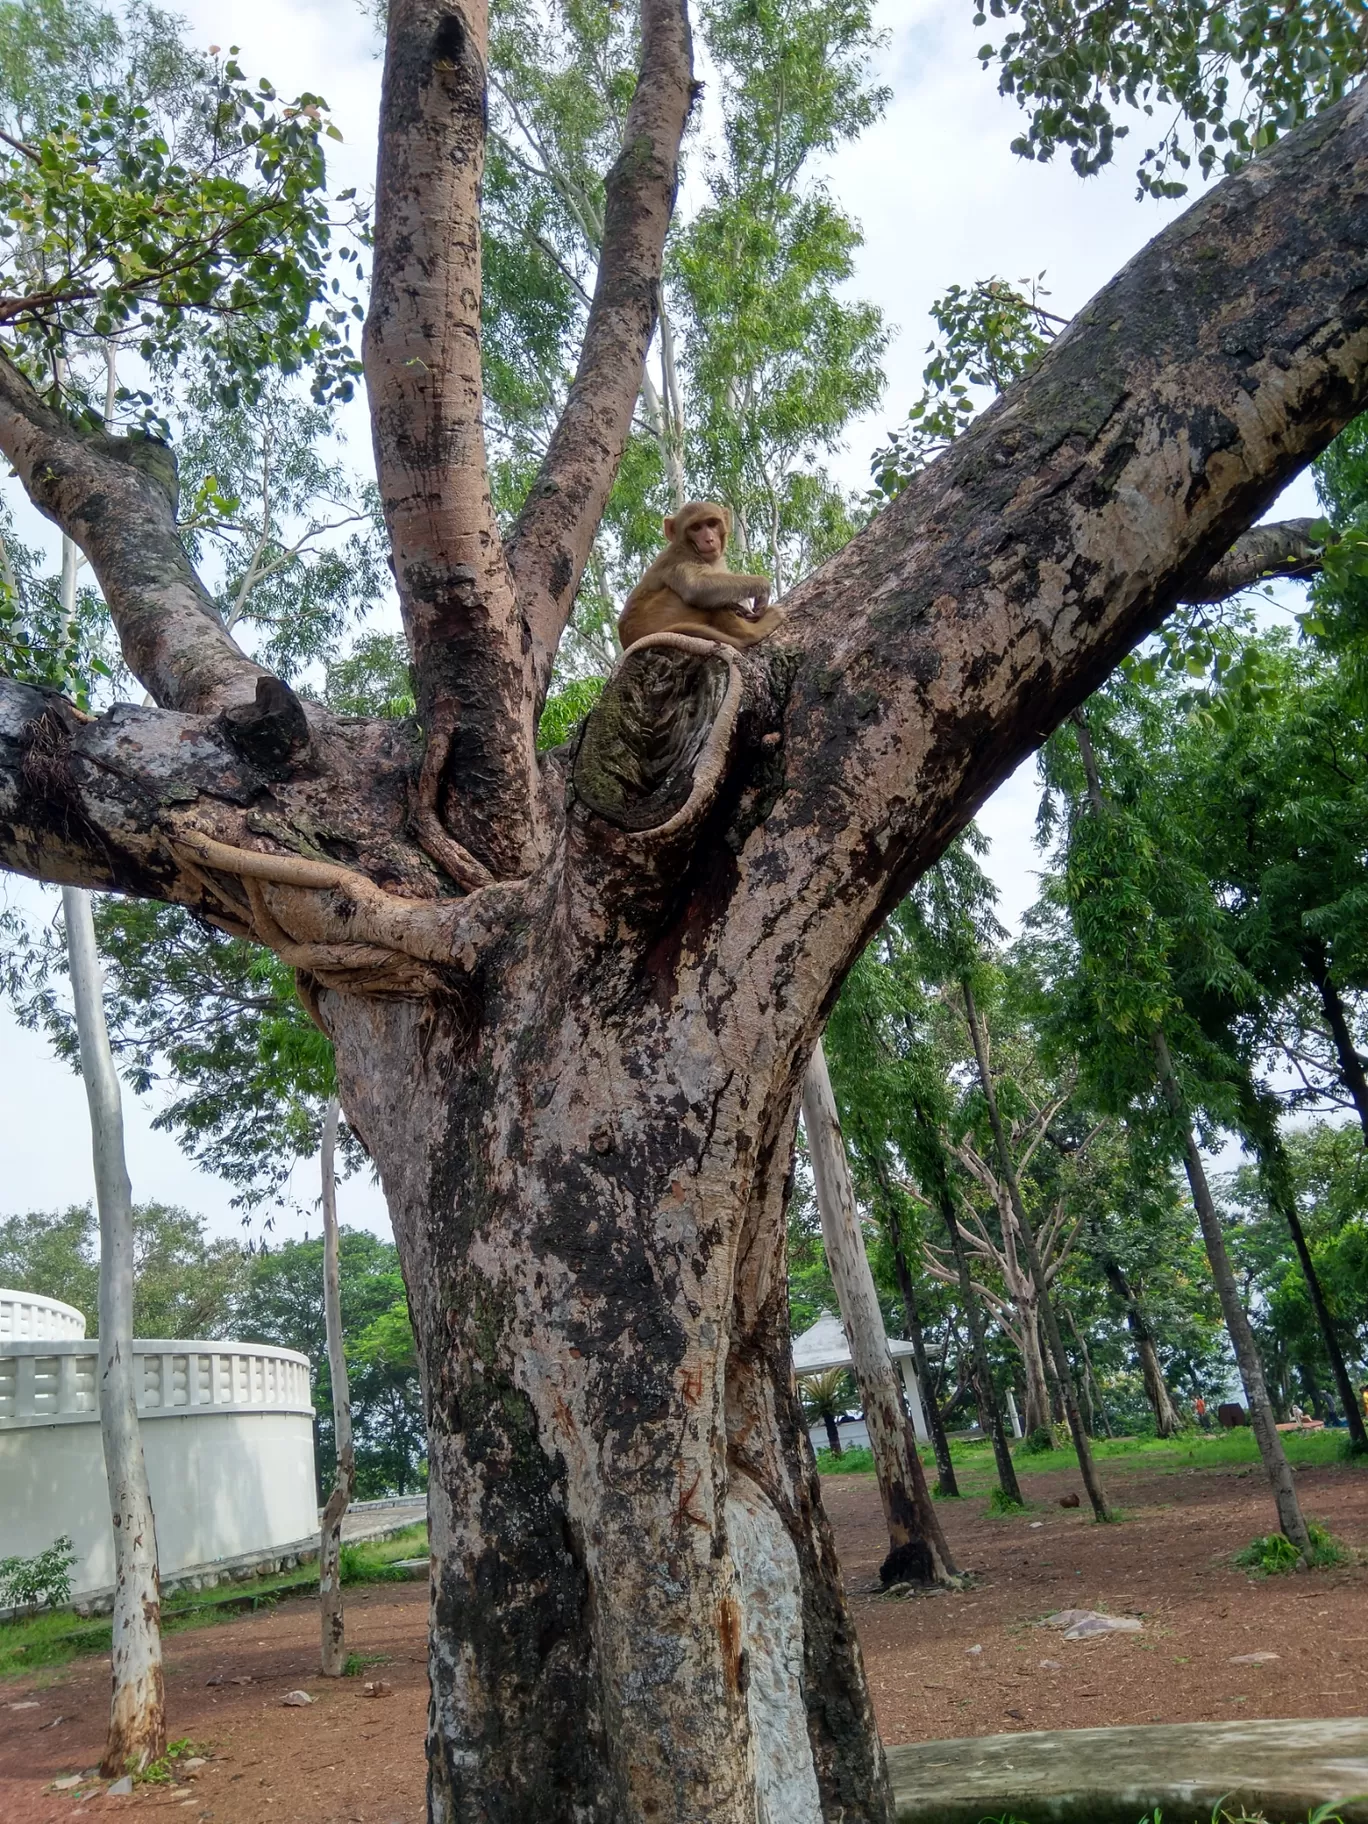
[672, 563, 771, 610]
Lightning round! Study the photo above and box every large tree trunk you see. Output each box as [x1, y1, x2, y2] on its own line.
[318, 1096, 356, 1676]
[1101, 1256, 1183, 1437]
[962, 980, 1112, 1520]
[64, 886, 166, 1775]
[1151, 1033, 1311, 1551]
[7, 61, 1368, 1824]
[333, 982, 892, 1824]
[802, 1042, 956, 1584]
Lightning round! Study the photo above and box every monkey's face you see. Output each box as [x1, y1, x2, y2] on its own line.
[686, 514, 726, 560]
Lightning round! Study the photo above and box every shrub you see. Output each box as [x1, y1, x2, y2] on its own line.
[1233, 1522, 1344, 1575]
[988, 1487, 1027, 1516]
[0, 1536, 75, 1611]
[1018, 1426, 1055, 1455]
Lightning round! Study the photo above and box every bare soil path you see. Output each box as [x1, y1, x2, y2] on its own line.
[1, 1447, 1363, 1822]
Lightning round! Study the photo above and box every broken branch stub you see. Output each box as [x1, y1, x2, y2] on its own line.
[571, 635, 741, 835]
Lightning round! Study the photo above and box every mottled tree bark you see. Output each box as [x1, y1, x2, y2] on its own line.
[318, 1097, 356, 1676]
[4, 64, 1368, 1824]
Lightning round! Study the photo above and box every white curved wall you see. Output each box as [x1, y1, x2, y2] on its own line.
[0, 1289, 87, 1341]
[0, 1336, 317, 1598]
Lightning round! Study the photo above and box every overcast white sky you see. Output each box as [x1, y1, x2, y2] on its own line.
[0, 0, 1318, 1247]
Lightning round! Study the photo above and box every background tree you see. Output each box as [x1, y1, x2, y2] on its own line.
[0, 1200, 245, 1337]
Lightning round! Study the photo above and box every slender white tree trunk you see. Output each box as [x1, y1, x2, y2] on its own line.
[318, 1096, 356, 1674]
[801, 1040, 956, 1584]
[63, 883, 166, 1774]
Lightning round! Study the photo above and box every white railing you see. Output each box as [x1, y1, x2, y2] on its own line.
[0, 1338, 313, 1428]
[0, 1289, 87, 1342]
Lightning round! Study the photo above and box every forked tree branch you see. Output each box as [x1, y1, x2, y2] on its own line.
[505, 0, 696, 704]
[365, 0, 542, 881]
[0, 352, 266, 714]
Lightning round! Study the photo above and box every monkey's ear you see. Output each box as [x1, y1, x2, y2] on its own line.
[663, 517, 677, 540]
[720, 506, 733, 541]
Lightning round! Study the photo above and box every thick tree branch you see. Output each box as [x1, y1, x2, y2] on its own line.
[0, 680, 442, 918]
[1181, 516, 1324, 602]
[0, 352, 266, 714]
[505, 0, 695, 704]
[364, 0, 541, 880]
[706, 84, 1368, 1047]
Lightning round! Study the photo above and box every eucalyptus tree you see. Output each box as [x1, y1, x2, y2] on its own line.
[909, 844, 1113, 1517]
[824, 914, 1023, 1505]
[1041, 698, 1312, 1548]
[7, 0, 1368, 1815]
[823, 946, 961, 1498]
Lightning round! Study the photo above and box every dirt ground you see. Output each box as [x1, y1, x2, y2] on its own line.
[2, 1449, 1364, 1822]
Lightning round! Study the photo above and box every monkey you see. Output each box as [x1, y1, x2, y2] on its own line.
[617, 501, 784, 653]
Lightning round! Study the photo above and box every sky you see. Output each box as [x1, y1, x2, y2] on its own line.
[0, 0, 1321, 1249]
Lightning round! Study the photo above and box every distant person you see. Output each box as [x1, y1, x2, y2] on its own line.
[1325, 1401, 1343, 1428]
[1193, 1395, 1208, 1430]
[1361, 1385, 1368, 1425]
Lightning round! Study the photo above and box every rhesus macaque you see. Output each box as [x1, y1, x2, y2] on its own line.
[618, 501, 783, 652]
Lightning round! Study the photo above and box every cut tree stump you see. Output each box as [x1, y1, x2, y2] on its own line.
[887, 1717, 1368, 1824]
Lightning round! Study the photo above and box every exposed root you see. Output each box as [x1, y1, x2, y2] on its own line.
[169, 829, 523, 1001]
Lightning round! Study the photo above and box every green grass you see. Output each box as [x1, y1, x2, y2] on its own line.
[0, 1524, 428, 1682]
[978, 1806, 1357, 1824]
[987, 1486, 1028, 1516]
[815, 1426, 1361, 1498]
[133, 1738, 205, 1785]
[1233, 1522, 1346, 1575]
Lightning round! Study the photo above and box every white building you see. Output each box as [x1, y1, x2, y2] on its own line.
[0, 1288, 317, 1601]
[792, 1309, 930, 1448]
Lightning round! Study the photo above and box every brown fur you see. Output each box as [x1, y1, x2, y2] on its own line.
[618, 501, 783, 652]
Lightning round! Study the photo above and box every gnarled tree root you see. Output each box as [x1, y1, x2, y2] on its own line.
[169, 830, 523, 1003]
